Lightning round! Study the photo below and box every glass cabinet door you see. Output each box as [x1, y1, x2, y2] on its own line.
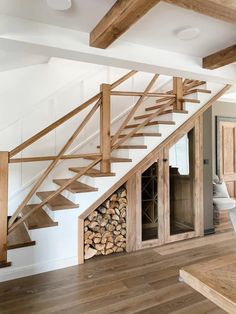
[141, 161, 159, 241]
[168, 128, 195, 236]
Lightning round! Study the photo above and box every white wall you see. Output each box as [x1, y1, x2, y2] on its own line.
[0, 60, 171, 215]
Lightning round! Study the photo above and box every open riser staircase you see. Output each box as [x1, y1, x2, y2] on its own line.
[0, 70, 230, 281]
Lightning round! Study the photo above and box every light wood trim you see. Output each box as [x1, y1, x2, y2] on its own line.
[173, 77, 183, 111]
[111, 74, 159, 145]
[110, 70, 138, 90]
[194, 116, 204, 237]
[78, 218, 84, 265]
[0, 152, 9, 263]
[90, 0, 161, 48]
[184, 80, 206, 91]
[10, 94, 101, 158]
[10, 154, 102, 163]
[8, 101, 100, 229]
[100, 84, 111, 173]
[113, 98, 174, 150]
[126, 171, 142, 252]
[9, 158, 101, 234]
[80, 84, 231, 220]
[110, 91, 176, 97]
[164, 0, 236, 25]
[163, 117, 203, 243]
[203, 44, 236, 70]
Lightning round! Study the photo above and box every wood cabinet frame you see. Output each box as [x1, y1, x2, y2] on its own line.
[126, 116, 203, 250]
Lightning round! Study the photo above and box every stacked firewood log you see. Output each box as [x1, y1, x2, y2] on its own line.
[84, 186, 127, 260]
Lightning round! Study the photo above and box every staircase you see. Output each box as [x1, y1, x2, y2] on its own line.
[0, 70, 230, 280]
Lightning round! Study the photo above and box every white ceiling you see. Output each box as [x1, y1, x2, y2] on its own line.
[120, 2, 236, 58]
[0, 0, 116, 33]
[0, 0, 235, 59]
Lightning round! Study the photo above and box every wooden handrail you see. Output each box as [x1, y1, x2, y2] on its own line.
[111, 70, 137, 90]
[111, 74, 159, 145]
[8, 100, 101, 228]
[7, 70, 138, 231]
[110, 91, 176, 97]
[8, 158, 102, 234]
[112, 98, 175, 150]
[9, 70, 137, 159]
[10, 153, 101, 163]
[9, 93, 101, 158]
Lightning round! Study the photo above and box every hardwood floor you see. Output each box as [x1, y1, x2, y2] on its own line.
[0, 224, 234, 314]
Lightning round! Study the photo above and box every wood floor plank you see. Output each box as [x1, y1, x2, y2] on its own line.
[0, 228, 234, 314]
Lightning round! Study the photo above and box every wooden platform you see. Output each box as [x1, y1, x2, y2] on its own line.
[0, 227, 234, 313]
[180, 254, 236, 313]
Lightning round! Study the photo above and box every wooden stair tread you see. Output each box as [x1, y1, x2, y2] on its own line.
[36, 191, 78, 211]
[7, 219, 36, 250]
[125, 120, 175, 129]
[146, 104, 164, 111]
[97, 145, 147, 149]
[180, 98, 201, 103]
[21, 205, 58, 230]
[53, 179, 98, 193]
[69, 167, 115, 177]
[118, 132, 161, 138]
[184, 88, 211, 95]
[115, 145, 147, 149]
[172, 109, 188, 114]
[134, 110, 174, 120]
[83, 156, 132, 163]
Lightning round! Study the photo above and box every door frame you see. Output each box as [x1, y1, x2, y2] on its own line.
[163, 117, 203, 243]
[216, 115, 236, 178]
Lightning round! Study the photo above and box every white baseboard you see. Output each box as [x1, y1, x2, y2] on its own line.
[0, 256, 78, 282]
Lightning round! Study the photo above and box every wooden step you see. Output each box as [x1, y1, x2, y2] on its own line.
[69, 167, 115, 177]
[125, 120, 175, 129]
[118, 132, 161, 138]
[53, 179, 98, 193]
[36, 191, 78, 211]
[7, 218, 36, 250]
[184, 88, 211, 96]
[134, 110, 174, 120]
[114, 145, 147, 149]
[145, 104, 164, 111]
[172, 109, 188, 114]
[21, 205, 58, 230]
[180, 98, 201, 104]
[98, 145, 147, 149]
[156, 96, 174, 103]
[83, 156, 132, 163]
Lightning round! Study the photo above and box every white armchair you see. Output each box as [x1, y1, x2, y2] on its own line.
[213, 175, 236, 232]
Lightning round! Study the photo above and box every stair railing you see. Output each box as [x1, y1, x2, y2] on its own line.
[0, 70, 137, 264]
[0, 67, 205, 266]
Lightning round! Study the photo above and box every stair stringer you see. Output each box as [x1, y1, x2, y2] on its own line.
[0, 82, 230, 282]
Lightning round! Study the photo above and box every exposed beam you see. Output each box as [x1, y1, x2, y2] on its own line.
[164, 0, 236, 25]
[90, 0, 160, 49]
[203, 45, 236, 70]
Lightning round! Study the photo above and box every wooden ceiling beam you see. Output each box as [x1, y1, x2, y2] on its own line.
[203, 45, 236, 69]
[90, 0, 161, 49]
[164, 0, 236, 25]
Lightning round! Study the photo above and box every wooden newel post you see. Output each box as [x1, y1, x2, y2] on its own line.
[0, 151, 10, 267]
[100, 83, 111, 173]
[173, 77, 183, 111]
